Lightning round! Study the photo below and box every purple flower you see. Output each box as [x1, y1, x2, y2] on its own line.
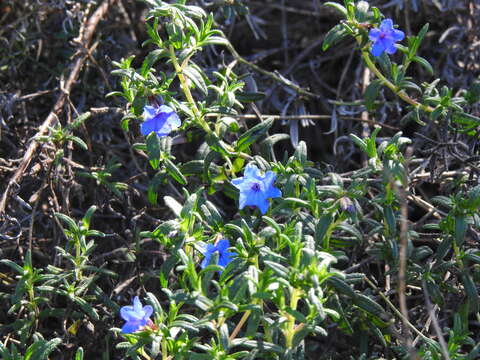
[368, 19, 405, 57]
[339, 197, 355, 214]
[141, 105, 181, 137]
[120, 296, 153, 334]
[232, 163, 282, 215]
[200, 239, 236, 270]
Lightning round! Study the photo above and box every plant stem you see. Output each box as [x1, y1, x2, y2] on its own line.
[360, 51, 434, 113]
[161, 337, 168, 360]
[229, 310, 251, 341]
[285, 288, 300, 348]
[168, 45, 211, 133]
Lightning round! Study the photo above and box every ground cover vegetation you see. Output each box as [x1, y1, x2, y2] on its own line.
[0, 0, 480, 359]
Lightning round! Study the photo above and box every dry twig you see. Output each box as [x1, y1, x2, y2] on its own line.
[0, 0, 118, 214]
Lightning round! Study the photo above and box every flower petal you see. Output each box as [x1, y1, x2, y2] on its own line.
[243, 187, 266, 210]
[218, 250, 236, 268]
[266, 185, 282, 199]
[121, 320, 141, 334]
[158, 105, 174, 113]
[133, 296, 142, 313]
[200, 243, 216, 256]
[385, 42, 398, 54]
[380, 19, 393, 32]
[143, 105, 158, 120]
[263, 171, 277, 188]
[392, 29, 405, 41]
[140, 119, 158, 136]
[257, 198, 270, 215]
[166, 112, 181, 129]
[216, 239, 230, 253]
[238, 192, 248, 210]
[201, 244, 216, 268]
[244, 163, 261, 179]
[368, 28, 381, 42]
[201, 252, 213, 268]
[371, 40, 386, 57]
[142, 305, 153, 320]
[120, 305, 139, 322]
[232, 176, 246, 188]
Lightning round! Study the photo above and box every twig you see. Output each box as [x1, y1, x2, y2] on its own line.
[206, 113, 399, 130]
[407, 194, 447, 218]
[364, 276, 430, 343]
[227, 43, 322, 99]
[229, 310, 251, 341]
[0, 0, 118, 215]
[396, 146, 415, 355]
[421, 280, 451, 360]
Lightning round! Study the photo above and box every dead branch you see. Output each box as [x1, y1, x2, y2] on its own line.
[0, 0, 118, 215]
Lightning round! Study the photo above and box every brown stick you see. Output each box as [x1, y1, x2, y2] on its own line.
[0, 0, 117, 214]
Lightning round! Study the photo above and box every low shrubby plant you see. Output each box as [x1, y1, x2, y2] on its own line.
[1, 0, 479, 359]
[103, 0, 480, 359]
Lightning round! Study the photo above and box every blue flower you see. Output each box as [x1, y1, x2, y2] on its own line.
[368, 19, 405, 57]
[200, 239, 236, 270]
[232, 163, 282, 215]
[339, 197, 355, 214]
[120, 296, 153, 334]
[141, 105, 181, 137]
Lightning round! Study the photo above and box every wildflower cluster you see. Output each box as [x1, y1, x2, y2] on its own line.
[107, 1, 480, 358]
[2, 0, 479, 359]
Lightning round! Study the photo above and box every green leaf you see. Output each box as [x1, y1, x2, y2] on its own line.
[327, 276, 356, 298]
[140, 49, 168, 77]
[384, 206, 397, 236]
[236, 92, 265, 102]
[315, 214, 333, 246]
[181, 193, 198, 219]
[69, 136, 88, 150]
[294, 141, 307, 165]
[264, 260, 289, 278]
[146, 132, 161, 170]
[0, 259, 25, 274]
[412, 56, 433, 75]
[164, 196, 182, 217]
[230, 339, 283, 354]
[164, 158, 187, 185]
[322, 24, 348, 51]
[454, 215, 467, 247]
[183, 64, 208, 96]
[75, 347, 84, 360]
[324, 2, 348, 17]
[350, 134, 367, 152]
[364, 79, 383, 111]
[202, 35, 230, 47]
[26, 338, 62, 360]
[82, 205, 97, 229]
[236, 117, 274, 152]
[461, 271, 479, 312]
[54, 213, 79, 232]
[132, 92, 146, 116]
[354, 294, 387, 319]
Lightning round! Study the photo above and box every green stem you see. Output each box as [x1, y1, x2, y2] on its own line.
[168, 45, 211, 133]
[360, 51, 433, 113]
[285, 288, 301, 348]
[451, 239, 464, 271]
[161, 337, 168, 360]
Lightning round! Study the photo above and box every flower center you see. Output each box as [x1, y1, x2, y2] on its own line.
[379, 32, 386, 39]
[250, 183, 261, 192]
